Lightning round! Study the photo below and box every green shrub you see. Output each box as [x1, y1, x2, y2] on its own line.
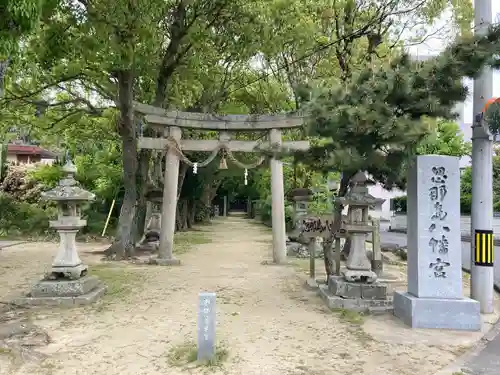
[29, 164, 64, 188]
[258, 195, 294, 229]
[0, 193, 55, 237]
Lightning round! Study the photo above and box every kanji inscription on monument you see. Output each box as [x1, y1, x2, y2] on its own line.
[197, 292, 216, 361]
[406, 156, 462, 299]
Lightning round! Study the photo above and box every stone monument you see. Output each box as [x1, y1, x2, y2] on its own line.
[13, 160, 106, 306]
[197, 292, 216, 361]
[394, 155, 481, 330]
[319, 171, 391, 313]
[287, 188, 313, 242]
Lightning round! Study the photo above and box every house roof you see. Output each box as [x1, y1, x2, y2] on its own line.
[7, 144, 57, 159]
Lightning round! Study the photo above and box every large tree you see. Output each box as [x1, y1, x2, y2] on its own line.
[299, 23, 500, 276]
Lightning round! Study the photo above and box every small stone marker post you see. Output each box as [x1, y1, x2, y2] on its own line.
[371, 218, 382, 276]
[197, 292, 216, 361]
[393, 155, 481, 330]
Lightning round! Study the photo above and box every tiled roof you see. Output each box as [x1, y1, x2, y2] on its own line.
[7, 144, 57, 159]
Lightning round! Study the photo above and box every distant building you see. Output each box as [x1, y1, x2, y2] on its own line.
[6, 144, 57, 165]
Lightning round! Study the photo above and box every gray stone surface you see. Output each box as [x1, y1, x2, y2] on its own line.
[407, 155, 462, 300]
[460, 326, 500, 374]
[29, 275, 100, 298]
[318, 285, 393, 314]
[361, 283, 388, 300]
[393, 291, 481, 331]
[14, 283, 106, 307]
[197, 292, 216, 361]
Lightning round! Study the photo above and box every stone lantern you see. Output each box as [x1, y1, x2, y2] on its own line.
[287, 188, 313, 241]
[137, 186, 163, 251]
[318, 171, 391, 313]
[15, 160, 106, 306]
[335, 171, 385, 283]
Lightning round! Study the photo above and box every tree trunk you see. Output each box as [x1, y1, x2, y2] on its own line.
[133, 147, 151, 244]
[323, 172, 353, 281]
[106, 69, 137, 259]
[187, 198, 196, 228]
[0, 58, 10, 99]
[177, 163, 188, 199]
[175, 199, 188, 231]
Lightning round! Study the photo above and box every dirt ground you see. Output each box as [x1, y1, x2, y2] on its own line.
[0, 216, 498, 375]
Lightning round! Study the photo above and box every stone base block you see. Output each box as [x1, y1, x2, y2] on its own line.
[147, 257, 181, 266]
[14, 281, 106, 307]
[319, 285, 393, 314]
[393, 291, 481, 331]
[30, 275, 100, 298]
[327, 275, 388, 300]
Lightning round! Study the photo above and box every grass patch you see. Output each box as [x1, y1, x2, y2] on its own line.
[174, 231, 212, 254]
[331, 309, 374, 343]
[167, 341, 229, 369]
[89, 264, 145, 310]
[0, 347, 13, 356]
[332, 308, 365, 325]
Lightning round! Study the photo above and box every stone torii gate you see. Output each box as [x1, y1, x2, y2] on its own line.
[134, 102, 309, 265]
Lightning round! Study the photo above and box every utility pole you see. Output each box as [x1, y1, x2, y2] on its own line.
[470, 0, 494, 314]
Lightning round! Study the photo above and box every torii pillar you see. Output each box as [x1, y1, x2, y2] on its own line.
[270, 129, 287, 263]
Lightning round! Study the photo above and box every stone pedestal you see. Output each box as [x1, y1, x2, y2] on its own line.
[393, 155, 481, 331]
[318, 276, 392, 314]
[15, 275, 106, 307]
[48, 229, 87, 279]
[343, 232, 377, 283]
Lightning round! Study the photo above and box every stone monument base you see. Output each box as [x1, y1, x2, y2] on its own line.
[393, 291, 481, 331]
[13, 275, 106, 307]
[318, 276, 392, 314]
[146, 257, 181, 266]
